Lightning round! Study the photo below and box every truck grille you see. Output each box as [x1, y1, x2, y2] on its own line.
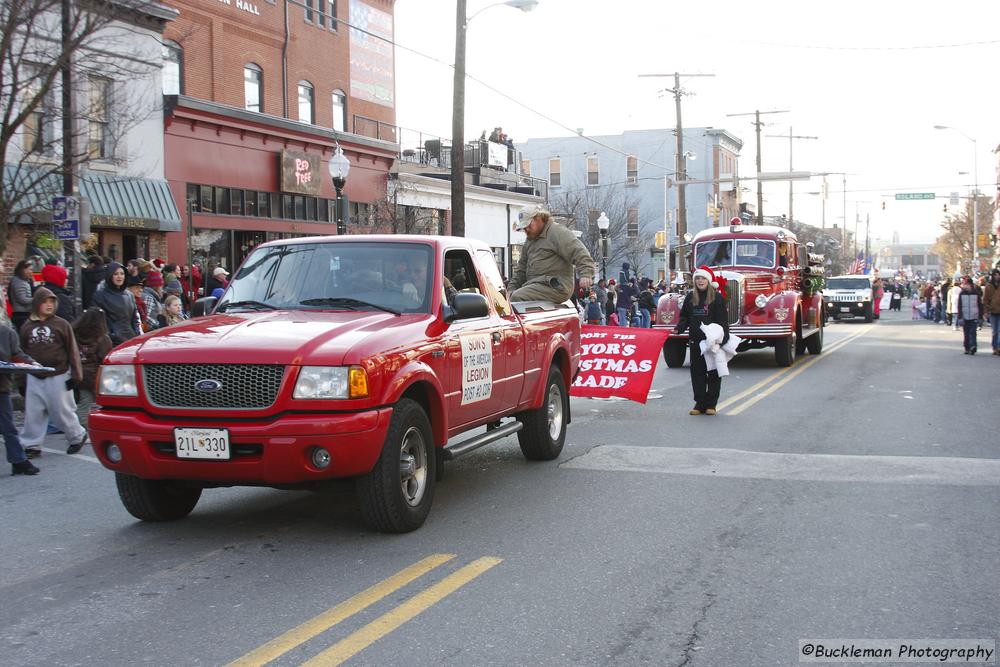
[724, 280, 742, 325]
[828, 294, 862, 302]
[142, 364, 286, 410]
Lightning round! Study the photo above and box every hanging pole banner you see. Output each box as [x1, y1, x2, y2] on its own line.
[570, 326, 670, 404]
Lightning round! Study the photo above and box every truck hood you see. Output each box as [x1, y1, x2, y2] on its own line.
[109, 310, 435, 366]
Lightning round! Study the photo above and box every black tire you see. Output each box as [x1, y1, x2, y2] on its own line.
[805, 314, 824, 354]
[517, 365, 567, 461]
[774, 331, 796, 367]
[863, 303, 873, 323]
[795, 330, 807, 355]
[356, 398, 435, 533]
[115, 473, 201, 522]
[663, 340, 686, 368]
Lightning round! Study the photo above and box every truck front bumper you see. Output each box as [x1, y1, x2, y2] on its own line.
[826, 301, 869, 318]
[87, 408, 393, 485]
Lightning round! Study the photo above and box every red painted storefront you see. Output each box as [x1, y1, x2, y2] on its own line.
[164, 96, 397, 272]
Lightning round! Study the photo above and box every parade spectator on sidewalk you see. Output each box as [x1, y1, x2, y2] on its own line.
[984, 269, 1000, 355]
[19, 288, 89, 455]
[9, 260, 35, 332]
[956, 276, 983, 355]
[72, 307, 113, 429]
[158, 295, 188, 328]
[1, 321, 41, 474]
[41, 263, 76, 323]
[674, 266, 730, 416]
[92, 263, 141, 345]
[81, 256, 107, 310]
[141, 271, 165, 331]
[948, 280, 962, 331]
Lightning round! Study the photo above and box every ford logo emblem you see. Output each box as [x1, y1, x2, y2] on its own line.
[194, 379, 223, 393]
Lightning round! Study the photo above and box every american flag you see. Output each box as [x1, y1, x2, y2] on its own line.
[850, 252, 865, 274]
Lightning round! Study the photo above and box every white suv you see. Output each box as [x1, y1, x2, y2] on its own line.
[824, 275, 874, 322]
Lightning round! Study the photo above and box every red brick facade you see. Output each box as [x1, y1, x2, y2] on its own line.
[163, 0, 396, 133]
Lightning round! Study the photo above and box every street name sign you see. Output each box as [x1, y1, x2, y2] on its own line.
[894, 193, 935, 201]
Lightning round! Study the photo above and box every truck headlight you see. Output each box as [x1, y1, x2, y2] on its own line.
[294, 366, 368, 399]
[98, 365, 137, 397]
[755, 294, 768, 309]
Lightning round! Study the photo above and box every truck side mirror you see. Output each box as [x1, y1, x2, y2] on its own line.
[445, 292, 489, 322]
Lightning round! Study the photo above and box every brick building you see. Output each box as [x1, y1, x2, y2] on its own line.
[160, 0, 399, 271]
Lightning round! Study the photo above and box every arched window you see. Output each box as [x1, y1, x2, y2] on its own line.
[298, 81, 314, 124]
[162, 40, 183, 95]
[244, 63, 262, 112]
[331, 89, 346, 132]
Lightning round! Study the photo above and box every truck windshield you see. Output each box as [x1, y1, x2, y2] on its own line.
[733, 240, 775, 268]
[827, 278, 871, 290]
[216, 242, 434, 314]
[694, 240, 732, 267]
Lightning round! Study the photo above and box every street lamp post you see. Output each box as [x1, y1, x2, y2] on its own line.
[328, 144, 351, 236]
[934, 125, 978, 273]
[596, 211, 610, 281]
[452, 0, 538, 237]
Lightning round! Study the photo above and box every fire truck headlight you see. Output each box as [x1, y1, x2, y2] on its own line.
[755, 294, 768, 309]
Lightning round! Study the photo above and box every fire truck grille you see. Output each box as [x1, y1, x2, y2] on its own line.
[746, 280, 771, 293]
[724, 280, 742, 325]
[142, 364, 285, 410]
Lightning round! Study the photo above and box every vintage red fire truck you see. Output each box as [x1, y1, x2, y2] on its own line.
[654, 222, 824, 367]
[88, 236, 581, 533]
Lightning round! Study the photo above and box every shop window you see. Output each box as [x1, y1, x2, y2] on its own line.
[186, 184, 199, 211]
[215, 187, 229, 214]
[282, 194, 293, 219]
[318, 199, 329, 222]
[270, 193, 281, 218]
[258, 192, 270, 218]
[305, 197, 316, 220]
[230, 188, 243, 216]
[199, 185, 214, 213]
[245, 190, 257, 217]
[244, 64, 262, 112]
[294, 195, 306, 220]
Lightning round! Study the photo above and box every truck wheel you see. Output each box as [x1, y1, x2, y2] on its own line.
[356, 398, 435, 533]
[806, 315, 824, 354]
[115, 473, 201, 522]
[774, 331, 796, 367]
[517, 366, 567, 461]
[863, 303, 873, 323]
[663, 340, 686, 368]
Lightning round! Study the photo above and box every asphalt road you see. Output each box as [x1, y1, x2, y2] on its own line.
[2, 309, 998, 666]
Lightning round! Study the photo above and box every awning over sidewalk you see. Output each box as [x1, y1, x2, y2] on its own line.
[3, 165, 181, 232]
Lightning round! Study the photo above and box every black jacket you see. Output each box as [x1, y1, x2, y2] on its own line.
[675, 289, 730, 346]
[82, 266, 107, 309]
[92, 263, 140, 345]
[638, 289, 657, 312]
[43, 282, 76, 323]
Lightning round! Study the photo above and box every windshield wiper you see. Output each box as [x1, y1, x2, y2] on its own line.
[300, 297, 401, 316]
[217, 300, 277, 312]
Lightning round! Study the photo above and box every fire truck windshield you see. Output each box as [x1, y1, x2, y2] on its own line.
[695, 239, 776, 269]
[695, 240, 732, 267]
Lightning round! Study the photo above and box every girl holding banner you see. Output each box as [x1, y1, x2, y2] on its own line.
[673, 266, 730, 416]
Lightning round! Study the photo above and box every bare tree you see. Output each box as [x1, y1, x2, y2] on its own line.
[366, 177, 446, 235]
[934, 193, 994, 276]
[1, 0, 165, 253]
[549, 184, 650, 281]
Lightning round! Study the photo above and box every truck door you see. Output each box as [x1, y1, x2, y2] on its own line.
[441, 249, 506, 428]
[476, 248, 524, 409]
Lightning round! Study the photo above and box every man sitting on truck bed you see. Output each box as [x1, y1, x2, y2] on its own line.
[508, 206, 596, 303]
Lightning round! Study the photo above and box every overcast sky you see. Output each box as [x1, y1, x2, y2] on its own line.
[392, 0, 999, 245]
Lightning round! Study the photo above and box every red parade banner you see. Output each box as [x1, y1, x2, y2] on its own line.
[570, 325, 670, 404]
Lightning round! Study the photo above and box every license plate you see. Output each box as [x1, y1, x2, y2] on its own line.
[840, 306, 851, 312]
[174, 428, 230, 460]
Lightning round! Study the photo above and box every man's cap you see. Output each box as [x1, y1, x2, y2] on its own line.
[515, 206, 549, 230]
[213, 267, 229, 277]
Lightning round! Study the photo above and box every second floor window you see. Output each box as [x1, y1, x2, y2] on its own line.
[298, 81, 314, 124]
[22, 64, 52, 154]
[586, 155, 599, 186]
[331, 90, 346, 131]
[87, 76, 111, 159]
[626, 208, 639, 238]
[244, 64, 262, 112]
[549, 158, 561, 187]
[626, 155, 638, 184]
[162, 41, 183, 95]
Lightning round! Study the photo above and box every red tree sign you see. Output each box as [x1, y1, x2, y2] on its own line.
[570, 326, 670, 404]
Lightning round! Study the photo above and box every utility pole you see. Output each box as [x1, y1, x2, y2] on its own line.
[61, 0, 79, 304]
[638, 72, 713, 240]
[765, 127, 817, 225]
[727, 109, 788, 224]
[451, 0, 467, 237]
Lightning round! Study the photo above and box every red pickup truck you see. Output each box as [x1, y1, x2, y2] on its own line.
[89, 236, 581, 532]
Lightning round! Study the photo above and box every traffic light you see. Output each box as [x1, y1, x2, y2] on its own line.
[654, 231, 666, 249]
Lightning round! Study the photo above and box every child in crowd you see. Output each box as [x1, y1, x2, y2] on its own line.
[72, 307, 114, 429]
[19, 288, 88, 455]
[1, 321, 41, 474]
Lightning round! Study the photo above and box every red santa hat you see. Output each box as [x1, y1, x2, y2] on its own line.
[692, 265, 727, 298]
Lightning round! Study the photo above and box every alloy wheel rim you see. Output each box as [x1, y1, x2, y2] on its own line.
[547, 383, 563, 440]
[399, 426, 427, 506]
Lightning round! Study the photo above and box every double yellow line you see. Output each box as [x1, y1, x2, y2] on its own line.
[717, 325, 872, 416]
[228, 554, 501, 667]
